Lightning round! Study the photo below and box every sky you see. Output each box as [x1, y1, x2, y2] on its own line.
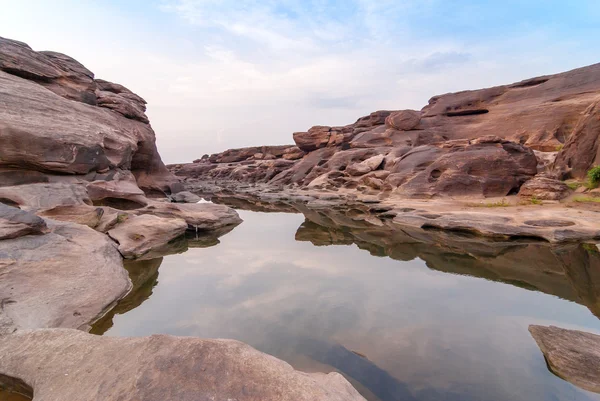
[1, 1, 599, 164]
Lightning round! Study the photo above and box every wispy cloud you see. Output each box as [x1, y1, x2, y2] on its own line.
[1, 0, 599, 163]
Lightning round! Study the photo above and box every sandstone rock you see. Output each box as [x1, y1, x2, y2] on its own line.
[0, 36, 96, 104]
[208, 145, 292, 163]
[346, 154, 385, 176]
[533, 150, 558, 173]
[554, 100, 600, 179]
[0, 204, 47, 240]
[385, 110, 421, 131]
[0, 329, 366, 401]
[0, 220, 130, 334]
[529, 325, 600, 394]
[140, 202, 242, 231]
[282, 146, 305, 160]
[171, 191, 202, 203]
[108, 214, 187, 259]
[0, 183, 91, 210]
[171, 63, 600, 204]
[391, 139, 537, 198]
[293, 126, 331, 152]
[95, 78, 148, 123]
[0, 37, 176, 193]
[37, 204, 104, 228]
[86, 172, 149, 209]
[518, 176, 571, 200]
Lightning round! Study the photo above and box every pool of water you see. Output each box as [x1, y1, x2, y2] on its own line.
[96, 207, 600, 401]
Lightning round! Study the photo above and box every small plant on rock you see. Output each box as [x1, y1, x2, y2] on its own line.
[587, 166, 600, 188]
[530, 196, 542, 205]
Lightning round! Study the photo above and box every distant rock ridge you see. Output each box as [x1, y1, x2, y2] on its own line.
[171, 62, 600, 199]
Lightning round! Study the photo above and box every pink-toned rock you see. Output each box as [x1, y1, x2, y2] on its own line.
[518, 176, 571, 200]
[385, 110, 421, 131]
[293, 126, 331, 152]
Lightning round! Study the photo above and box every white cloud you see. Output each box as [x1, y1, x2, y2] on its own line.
[1, 0, 598, 163]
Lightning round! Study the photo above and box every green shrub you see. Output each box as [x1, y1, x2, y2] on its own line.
[588, 166, 600, 187]
[530, 196, 542, 205]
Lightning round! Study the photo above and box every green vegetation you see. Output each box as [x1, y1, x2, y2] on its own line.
[587, 165, 600, 188]
[583, 243, 600, 255]
[572, 196, 600, 203]
[530, 196, 542, 205]
[566, 182, 582, 190]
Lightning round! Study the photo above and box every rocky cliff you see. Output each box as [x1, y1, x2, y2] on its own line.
[0, 36, 176, 196]
[171, 63, 600, 200]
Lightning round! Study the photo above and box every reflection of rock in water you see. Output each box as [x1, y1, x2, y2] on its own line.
[215, 194, 600, 319]
[90, 258, 163, 335]
[91, 222, 239, 335]
[294, 208, 600, 319]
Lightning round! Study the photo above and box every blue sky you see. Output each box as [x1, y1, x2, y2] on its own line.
[1, 0, 599, 163]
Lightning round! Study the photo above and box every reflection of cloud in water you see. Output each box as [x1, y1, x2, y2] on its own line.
[103, 209, 600, 401]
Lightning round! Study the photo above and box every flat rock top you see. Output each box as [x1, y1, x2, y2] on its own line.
[0, 329, 366, 401]
[529, 325, 600, 393]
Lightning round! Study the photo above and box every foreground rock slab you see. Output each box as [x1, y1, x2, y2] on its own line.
[141, 202, 243, 231]
[0, 329, 366, 401]
[529, 325, 600, 394]
[0, 218, 130, 334]
[108, 214, 188, 259]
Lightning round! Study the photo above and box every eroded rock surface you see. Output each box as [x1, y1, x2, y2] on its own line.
[108, 214, 187, 259]
[140, 202, 243, 231]
[0, 36, 175, 194]
[529, 325, 600, 394]
[0, 218, 130, 335]
[172, 63, 600, 200]
[0, 204, 47, 240]
[0, 329, 366, 401]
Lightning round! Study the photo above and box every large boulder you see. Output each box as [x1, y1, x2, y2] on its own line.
[529, 325, 600, 394]
[107, 214, 188, 259]
[518, 176, 571, 200]
[0, 36, 176, 194]
[388, 137, 538, 198]
[140, 202, 242, 231]
[385, 110, 421, 131]
[0, 219, 130, 334]
[293, 126, 332, 152]
[0, 329, 366, 401]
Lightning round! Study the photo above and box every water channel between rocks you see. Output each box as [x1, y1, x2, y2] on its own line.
[90, 205, 600, 401]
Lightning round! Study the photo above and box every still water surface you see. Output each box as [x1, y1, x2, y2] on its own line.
[98, 208, 600, 401]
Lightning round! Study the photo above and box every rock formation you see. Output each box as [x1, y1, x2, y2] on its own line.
[0, 36, 369, 400]
[0, 36, 175, 194]
[0, 329, 366, 401]
[171, 63, 600, 199]
[529, 325, 600, 394]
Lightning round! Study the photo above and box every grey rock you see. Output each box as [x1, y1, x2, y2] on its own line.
[0, 220, 130, 334]
[0, 183, 91, 210]
[140, 202, 243, 231]
[0, 329, 366, 401]
[529, 325, 600, 394]
[107, 214, 187, 259]
[170, 191, 202, 203]
[0, 203, 47, 240]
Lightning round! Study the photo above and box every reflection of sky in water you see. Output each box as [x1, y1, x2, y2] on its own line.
[106, 210, 600, 401]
